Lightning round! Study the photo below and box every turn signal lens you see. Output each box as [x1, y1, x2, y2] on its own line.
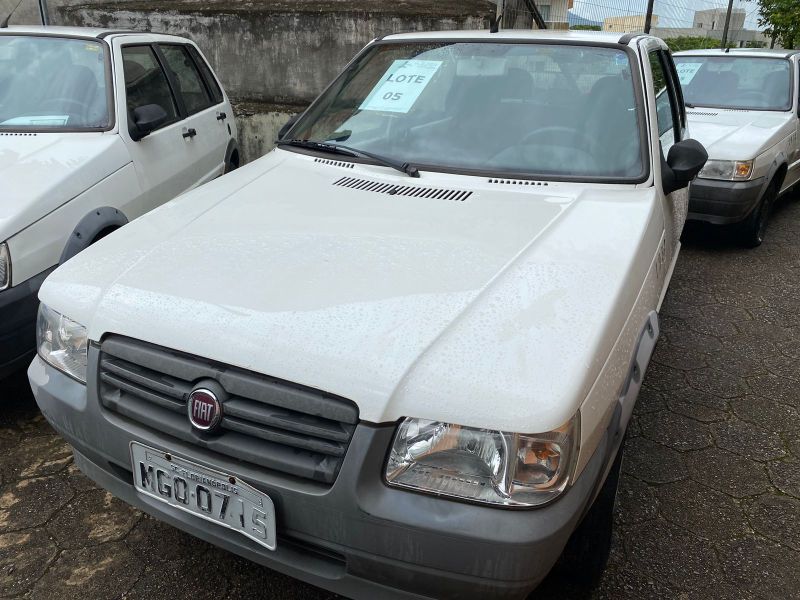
[734, 161, 753, 179]
[0, 243, 9, 291]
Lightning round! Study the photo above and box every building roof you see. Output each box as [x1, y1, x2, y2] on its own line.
[675, 47, 800, 59]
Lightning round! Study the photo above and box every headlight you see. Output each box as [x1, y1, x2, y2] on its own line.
[0, 243, 9, 291]
[698, 159, 753, 181]
[385, 415, 579, 508]
[36, 304, 88, 383]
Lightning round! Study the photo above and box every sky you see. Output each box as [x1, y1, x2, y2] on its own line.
[571, 0, 763, 30]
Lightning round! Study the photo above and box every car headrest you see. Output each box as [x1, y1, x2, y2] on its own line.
[123, 60, 147, 85]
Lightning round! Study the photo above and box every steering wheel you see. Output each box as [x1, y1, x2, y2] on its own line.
[39, 98, 86, 114]
[521, 126, 597, 152]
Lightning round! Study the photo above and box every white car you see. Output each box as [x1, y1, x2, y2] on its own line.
[674, 48, 800, 246]
[0, 26, 238, 378]
[30, 31, 706, 599]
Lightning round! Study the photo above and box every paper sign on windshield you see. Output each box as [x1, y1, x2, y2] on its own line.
[360, 60, 442, 113]
[676, 63, 702, 85]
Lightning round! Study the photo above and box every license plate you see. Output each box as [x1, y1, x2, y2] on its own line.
[130, 442, 276, 550]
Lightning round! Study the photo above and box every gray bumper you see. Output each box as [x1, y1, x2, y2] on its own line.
[0, 268, 53, 379]
[30, 354, 610, 600]
[688, 177, 767, 225]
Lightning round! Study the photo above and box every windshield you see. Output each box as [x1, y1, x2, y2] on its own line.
[288, 42, 645, 181]
[674, 56, 792, 111]
[0, 35, 110, 131]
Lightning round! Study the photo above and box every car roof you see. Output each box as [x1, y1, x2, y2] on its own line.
[0, 25, 178, 41]
[382, 29, 652, 46]
[674, 48, 800, 59]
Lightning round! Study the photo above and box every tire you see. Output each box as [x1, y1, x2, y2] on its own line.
[552, 444, 623, 588]
[224, 150, 240, 174]
[739, 179, 779, 248]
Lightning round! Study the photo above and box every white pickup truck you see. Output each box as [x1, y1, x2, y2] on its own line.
[674, 48, 800, 246]
[30, 31, 706, 599]
[0, 26, 238, 378]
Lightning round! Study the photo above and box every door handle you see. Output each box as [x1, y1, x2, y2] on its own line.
[182, 128, 198, 139]
[216, 112, 227, 121]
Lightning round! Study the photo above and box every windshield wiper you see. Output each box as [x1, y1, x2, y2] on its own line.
[277, 139, 420, 178]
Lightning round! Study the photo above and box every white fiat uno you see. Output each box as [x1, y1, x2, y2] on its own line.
[30, 31, 706, 599]
[0, 26, 237, 379]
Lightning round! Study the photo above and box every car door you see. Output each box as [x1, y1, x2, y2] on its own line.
[645, 45, 688, 267]
[786, 56, 800, 190]
[115, 38, 199, 215]
[157, 43, 228, 185]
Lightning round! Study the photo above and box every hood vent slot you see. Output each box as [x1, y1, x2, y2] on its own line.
[334, 177, 472, 201]
[489, 178, 549, 187]
[689, 111, 719, 117]
[0, 132, 38, 136]
[315, 158, 354, 169]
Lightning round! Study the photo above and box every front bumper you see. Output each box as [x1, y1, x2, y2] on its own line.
[688, 177, 767, 225]
[30, 353, 610, 600]
[0, 268, 53, 379]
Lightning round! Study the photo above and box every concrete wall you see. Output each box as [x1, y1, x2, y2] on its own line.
[38, 0, 493, 162]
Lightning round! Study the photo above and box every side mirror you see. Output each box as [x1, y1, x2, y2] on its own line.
[662, 139, 708, 195]
[130, 104, 169, 141]
[277, 113, 300, 140]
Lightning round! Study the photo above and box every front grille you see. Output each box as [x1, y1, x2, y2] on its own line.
[98, 336, 359, 485]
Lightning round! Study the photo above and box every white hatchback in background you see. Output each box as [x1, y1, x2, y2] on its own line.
[0, 26, 238, 378]
[674, 49, 800, 246]
[30, 31, 707, 599]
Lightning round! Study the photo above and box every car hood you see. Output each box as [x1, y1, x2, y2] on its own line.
[686, 108, 794, 160]
[41, 151, 661, 433]
[0, 133, 130, 241]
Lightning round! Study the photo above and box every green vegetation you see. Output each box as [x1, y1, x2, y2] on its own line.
[665, 36, 735, 52]
[570, 24, 601, 31]
[751, 0, 800, 48]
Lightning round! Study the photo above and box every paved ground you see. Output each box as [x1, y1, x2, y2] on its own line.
[1, 197, 799, 600]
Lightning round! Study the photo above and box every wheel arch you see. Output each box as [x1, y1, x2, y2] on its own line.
[772, 161, 789, 191]
[225, 139, 240, 172]
[60, 207, 129, 264]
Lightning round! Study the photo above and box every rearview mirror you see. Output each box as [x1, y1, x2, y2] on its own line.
[662, 139, 708, 195]
[278, 114, 300, 140]
[130, 104, 169, 141]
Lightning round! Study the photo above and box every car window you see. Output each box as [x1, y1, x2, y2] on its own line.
[0, 36, 111, 131]
[187, 46, 224, 105]
[649, 50, 678, 146]
[289, 42, 645, 181]
[159, 44, 213, 115]
[674, 56, 792, 111]
[122, 45, 179, 127]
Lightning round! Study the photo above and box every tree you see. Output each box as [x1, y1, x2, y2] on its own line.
[571, 25, 601, 31]
[750, 0, 800, 48]
[665, 36, 735, 52]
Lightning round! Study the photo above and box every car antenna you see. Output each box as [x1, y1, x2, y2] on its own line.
[0, 0, 27, 28]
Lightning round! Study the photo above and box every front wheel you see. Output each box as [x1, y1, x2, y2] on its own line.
[739, 180, 779, 248]
[551, 443, 623, 587]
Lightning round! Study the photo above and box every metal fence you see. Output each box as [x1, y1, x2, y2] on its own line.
[497, 0, 773, 49]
